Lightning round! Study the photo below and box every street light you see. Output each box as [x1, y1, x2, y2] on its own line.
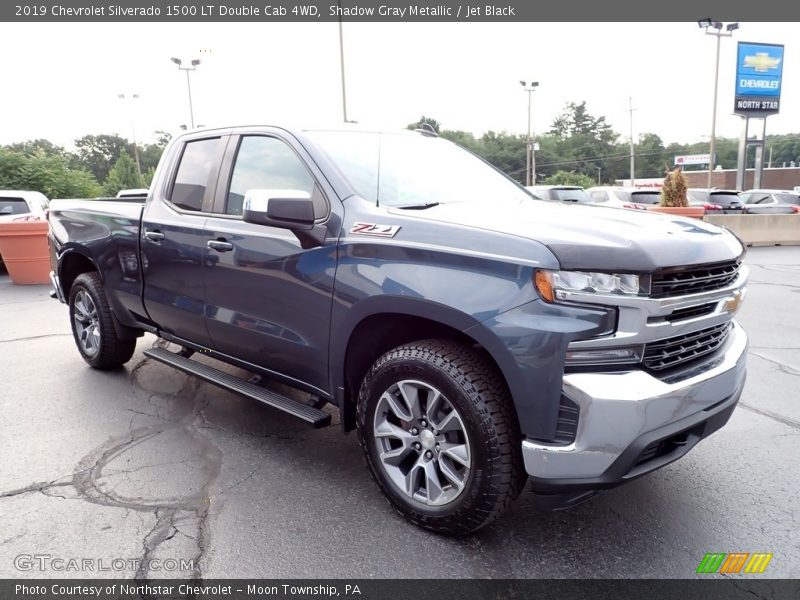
[117, 93, 143, 185]
[698, 19, 739, 189]
[520, 80, 539, 187]
[171, 57, 201, 129]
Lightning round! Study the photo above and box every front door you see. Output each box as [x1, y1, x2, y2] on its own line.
[202, 133, 337, 393]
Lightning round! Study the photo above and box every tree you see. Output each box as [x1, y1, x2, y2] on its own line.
[542, 170, 596, 188]
[74, 134, 131, 183]
[634, 133, 666, 179]
[0, 147, 102, 199]
[406, 116, 441, 132]
[103, 153, 142, 196]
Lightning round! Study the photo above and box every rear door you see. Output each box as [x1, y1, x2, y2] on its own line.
[141, 134, 227, 346]
[201, 131, 338, 393]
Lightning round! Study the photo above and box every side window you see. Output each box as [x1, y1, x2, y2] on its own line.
[170, 137, 221, 211]
[591, 191, 608, 202]
[754, 195, 772, 204]
[226, 136, 319, 217]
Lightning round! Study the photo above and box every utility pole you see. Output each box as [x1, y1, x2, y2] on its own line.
[170, 57, 201, 129]
[699, 20, 739, 188]
[520, 81, 539, 186]
[627, 97, 636, 187]
[118, 93, 142, 186]
[337, 0, 348, 122]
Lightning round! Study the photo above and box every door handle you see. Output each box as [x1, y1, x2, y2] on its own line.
[144, 230, 165, 242]
[207, 239, 234, 252]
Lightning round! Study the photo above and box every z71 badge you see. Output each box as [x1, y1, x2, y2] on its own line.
[349, 222, 401, 237]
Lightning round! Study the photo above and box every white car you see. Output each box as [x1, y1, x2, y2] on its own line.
[0, 190, 49, 222]
[584, 186, 660, 210]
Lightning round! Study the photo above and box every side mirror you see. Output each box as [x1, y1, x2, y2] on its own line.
[243, 189, 315, 230]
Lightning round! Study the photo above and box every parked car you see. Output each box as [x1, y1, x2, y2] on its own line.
[585, 186, 661, 210]
[48, 125, 748, 534]
[687, 189, 744, 215]
[526, 185, 593, 204]
[0, 190, 49, 222]
[740, 189, 800, 214]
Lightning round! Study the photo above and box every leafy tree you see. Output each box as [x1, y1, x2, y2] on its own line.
[74, 134, 131, 183]
[406, 116, 441, 133]
[542, 170, 596, 188]
[0, 148, 101, 199]
[634, 133, 666, 179]
[6, 139, 68, 158]
[103, 153, 142, 196]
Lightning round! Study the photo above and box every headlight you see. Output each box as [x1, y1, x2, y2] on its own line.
[535, 269, 640, 302]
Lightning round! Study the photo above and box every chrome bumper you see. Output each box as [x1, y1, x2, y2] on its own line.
[523, 320, 748, 483]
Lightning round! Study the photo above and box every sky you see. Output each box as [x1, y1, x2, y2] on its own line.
[0, 21, 796, 149]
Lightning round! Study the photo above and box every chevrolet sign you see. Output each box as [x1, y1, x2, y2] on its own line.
[734, 42, 784, 116]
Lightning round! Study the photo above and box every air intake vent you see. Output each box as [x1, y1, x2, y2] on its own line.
[554, 395, 579, 444]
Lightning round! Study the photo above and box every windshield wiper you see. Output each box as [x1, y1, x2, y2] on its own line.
[395, 202, 441, 210]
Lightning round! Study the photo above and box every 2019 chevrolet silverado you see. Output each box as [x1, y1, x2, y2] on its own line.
[48, 126, 749, 534]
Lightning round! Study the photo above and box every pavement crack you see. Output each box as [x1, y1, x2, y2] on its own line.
[0, 333, 72, 344]
[739, 402, 800, 430]
[750, 351, 800, 377]
[0, 478, 72, 499]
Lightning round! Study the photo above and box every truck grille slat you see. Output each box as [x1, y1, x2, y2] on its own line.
[643, 322, 732, 371]
[651, 261, 740, 298]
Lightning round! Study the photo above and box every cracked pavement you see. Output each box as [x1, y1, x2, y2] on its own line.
[0, 246, 798, 579]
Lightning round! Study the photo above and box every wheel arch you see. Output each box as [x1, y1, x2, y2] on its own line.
[333, 299, 518, 432]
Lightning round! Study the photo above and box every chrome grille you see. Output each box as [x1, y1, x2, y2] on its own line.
[643, 322, 732, 371]
[650, 261, 740, 298]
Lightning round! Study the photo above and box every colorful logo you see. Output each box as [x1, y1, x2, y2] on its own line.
[696, 553, 773, 574]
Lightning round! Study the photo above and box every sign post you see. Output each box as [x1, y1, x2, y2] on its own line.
[734, 42, 784, 190]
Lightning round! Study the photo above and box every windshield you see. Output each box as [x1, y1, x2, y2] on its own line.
[0, 198, 29, 215]
[304, 131, 533, 208]
[630, 191, 661, 205]
[708, 192, 742, 207]
[773, 193, 800, 205]
[552, 188, 591, 203]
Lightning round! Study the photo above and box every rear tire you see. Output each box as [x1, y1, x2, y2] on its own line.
[357, 339, 525, 535]
[68, 272, 136, 369]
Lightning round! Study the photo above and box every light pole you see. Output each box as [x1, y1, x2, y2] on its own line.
[698, 19, 739, 189]
[520, 81, 539, 186]
[171, 57, 201, 129]
[117, 93, 142, 186]
[337, 0, 349, 123]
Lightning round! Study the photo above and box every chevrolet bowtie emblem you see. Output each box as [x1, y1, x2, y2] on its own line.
[723, 290, 744, 314]
[743, 52, 781, 73]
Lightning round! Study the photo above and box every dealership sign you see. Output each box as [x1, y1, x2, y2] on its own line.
[674, 154, 712, 166]
[734, 42, 784, 116]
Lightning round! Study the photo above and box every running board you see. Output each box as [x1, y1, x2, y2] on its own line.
[143, 346, 331, 428]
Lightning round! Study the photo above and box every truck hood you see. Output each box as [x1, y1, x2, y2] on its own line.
[388, 200, 745, 272]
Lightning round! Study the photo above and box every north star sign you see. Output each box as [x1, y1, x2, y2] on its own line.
[734, 41, 784, 116]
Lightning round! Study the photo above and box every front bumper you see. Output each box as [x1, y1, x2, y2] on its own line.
[523, 320, 747, 504]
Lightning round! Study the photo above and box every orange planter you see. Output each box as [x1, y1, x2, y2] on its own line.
[647, 206, 705, 220]
[0, 220, 51, 284]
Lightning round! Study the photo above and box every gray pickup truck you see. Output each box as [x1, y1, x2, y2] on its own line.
[48, 125, 748, 534]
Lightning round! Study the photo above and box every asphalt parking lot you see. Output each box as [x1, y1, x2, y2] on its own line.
[0, 246, 798, 579]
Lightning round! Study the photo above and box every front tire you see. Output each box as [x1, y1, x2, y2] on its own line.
[68, 272, 136, 369]
[356, 340, 525, 535]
